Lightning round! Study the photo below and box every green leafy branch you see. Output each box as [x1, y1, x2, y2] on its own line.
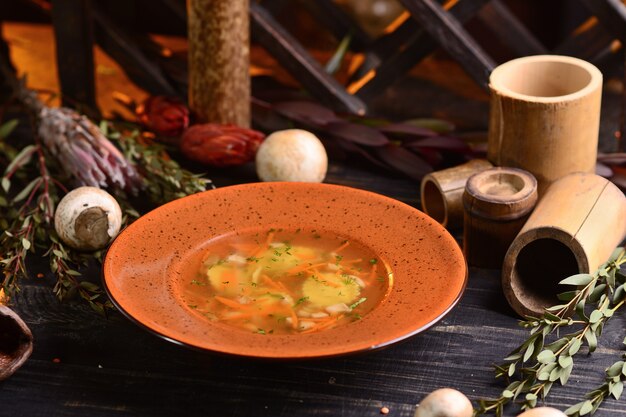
[475, 247, 626, 416]
[565, 337, 626, 416]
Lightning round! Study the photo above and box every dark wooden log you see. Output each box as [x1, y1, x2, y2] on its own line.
[398, 0, 495, 89]
[476, 0, 547, 57]
[355, 0, 491, 101]
[250, 2, 366, 114]
[50, 0, 97, 110]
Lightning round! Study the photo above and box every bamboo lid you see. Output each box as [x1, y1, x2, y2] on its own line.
[463, 168, 538, 222]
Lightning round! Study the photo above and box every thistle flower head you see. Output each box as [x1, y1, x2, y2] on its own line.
[38, 107, 142, 193]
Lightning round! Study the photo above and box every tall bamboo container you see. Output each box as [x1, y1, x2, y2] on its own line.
[188, 0, 250, 127]
[502, 172, 626, 317]
[420, 159, 493, 228]
[487, 55, 602, 195]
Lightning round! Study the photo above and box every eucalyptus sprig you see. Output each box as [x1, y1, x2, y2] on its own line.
[475, 247, 626, 416]
[565, 337, 626, 416]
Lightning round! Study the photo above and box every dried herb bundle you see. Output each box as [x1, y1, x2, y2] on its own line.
[476, 247, 626, 416]
[0, 116, 211, 312]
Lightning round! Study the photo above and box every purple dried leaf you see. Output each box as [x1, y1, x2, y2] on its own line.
[327, 121, 390, 147]
[595, 162, 613, 178]
[38, 107, 142, 192]
[273, 101, 339, 127]
[375, 145, 433, 180]
[377, 123, 438, 138]
[597, 152, 626, 165]
[403, 118, 455, 134]
[335, 139, 391, 170]
[405, 136, 472, 153]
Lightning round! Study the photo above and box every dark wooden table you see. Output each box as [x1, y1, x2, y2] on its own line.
[1, 160, 624, 417]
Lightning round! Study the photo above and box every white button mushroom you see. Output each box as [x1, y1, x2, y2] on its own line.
[255, 129, 328, 182]
[516, 407, 567, 417]
[54, 186, 122, 251]
[414, 388, 473, 417]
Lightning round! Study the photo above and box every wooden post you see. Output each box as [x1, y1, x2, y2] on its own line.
[50, 0, 97, 111]
[502, 173, 626, 318]
[487, 55, 603, 195]
[463, 168, 537, 268]
[420, 159, 493, 229]
[188, 0, 250, 127]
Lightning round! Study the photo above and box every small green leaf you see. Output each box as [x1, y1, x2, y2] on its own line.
[21, 238, 31, 250]
[537, 350, 556, 364]
[579, 400, 594, 415]
[608, 247, 625, 262]
[611, 381, 623, 400]
[13, 177, 41, 203]
[565, 402, 584, 415]
[502, 390, 514, 399]
[584, 328, 597, 352]
[607, 361, 624, 377]
[560, 364, 573, 385]
[1, 177, 9, 193]
[560, 273, 593, 286]
[589, 309, 603, 323]
[0, 118, 18, 139]
[569, 338, 582, 356]
[559, 355, 573, 368]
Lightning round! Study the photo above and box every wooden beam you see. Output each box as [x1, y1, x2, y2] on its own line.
[477, 0, 547, 56]
[399, 0, 495, 89]
[50, 0, 97, 110]
[250, 2, 366, 114]
[579, 0, 626, 44]
[355, 0, 491, 101]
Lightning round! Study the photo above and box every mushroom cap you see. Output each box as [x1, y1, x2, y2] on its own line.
[54, 186, 122, 251]
[414, 388, 473, 417]
[255, 129, 327, 183]
[516, 407, 567, 417]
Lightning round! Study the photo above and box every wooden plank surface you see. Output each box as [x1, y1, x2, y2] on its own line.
[0, 159, 624, 417]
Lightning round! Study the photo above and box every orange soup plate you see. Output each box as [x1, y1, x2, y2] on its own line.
[103, 182, 467, 359]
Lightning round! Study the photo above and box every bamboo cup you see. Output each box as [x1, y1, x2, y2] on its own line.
[420, 159, 493, 228]
[502, 172, 626, 317]
[188, 0, 251, 127]
[487, 55, 602, 195]
[463, 168, 538, 268]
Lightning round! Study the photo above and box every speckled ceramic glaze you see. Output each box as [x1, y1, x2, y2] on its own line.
[103, 182, 467, 359]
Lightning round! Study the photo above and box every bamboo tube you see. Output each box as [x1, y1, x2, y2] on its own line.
[188, 0, 250, 127]
[420, 159, 493, 228]
[502, 172, 626, 317]
[463, 168, 537, 268]
[487, 55, 602, 195]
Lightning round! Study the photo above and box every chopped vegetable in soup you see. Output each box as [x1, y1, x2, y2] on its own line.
[181, 228, 392, 335]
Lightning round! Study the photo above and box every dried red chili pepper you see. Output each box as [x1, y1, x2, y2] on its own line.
[136, 96, 190, 137]
[180, 124, 265, 167]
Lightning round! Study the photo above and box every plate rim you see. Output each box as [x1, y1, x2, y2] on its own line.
[102, 182, 468, 359]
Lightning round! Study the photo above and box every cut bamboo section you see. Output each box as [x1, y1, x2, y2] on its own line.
[420, 159, 493, 228]
[188, 0, 251, 127]
[463, 167, 537, 268]
[502, 172, 626, 317]
[487, 55, 602, 195]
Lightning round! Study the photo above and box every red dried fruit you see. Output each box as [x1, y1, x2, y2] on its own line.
[136, 96, 190, 137]
[180, 124, 265, 167]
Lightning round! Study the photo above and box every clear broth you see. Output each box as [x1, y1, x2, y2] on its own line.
[179, 228, 392, 335]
